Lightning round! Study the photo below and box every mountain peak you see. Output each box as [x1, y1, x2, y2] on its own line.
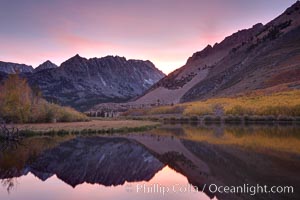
[65, 54, 85, 61]
[44, 60, 53, 64]
[61, 54, 88, 67]
[71, 54, 84, 60]
[34, 60, 58, 73]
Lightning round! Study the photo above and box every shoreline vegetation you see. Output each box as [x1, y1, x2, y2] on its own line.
[1, 74, 299, 141]
[0, 74, 87, 123]
[123, 90, 300, 124]
[4, 120, 160, 138]
[0, 74, 160, 139]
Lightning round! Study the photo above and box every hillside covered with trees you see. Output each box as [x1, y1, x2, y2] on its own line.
[0, 74, 87, 123]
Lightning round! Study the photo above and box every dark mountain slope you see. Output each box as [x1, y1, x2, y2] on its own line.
[26, 55, 164, 111]
[134, 1, 300, 105]
[0, 55, 165, 111]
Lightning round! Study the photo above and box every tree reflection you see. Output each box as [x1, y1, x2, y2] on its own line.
[1, 177, 18, 193]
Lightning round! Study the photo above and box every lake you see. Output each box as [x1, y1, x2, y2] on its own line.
[0, 124, 299, 200]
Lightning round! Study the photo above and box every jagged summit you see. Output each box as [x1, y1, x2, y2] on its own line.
[61, 54, 87, 66]
[0, 54, 165, 111]
[34, 60, 58, 73]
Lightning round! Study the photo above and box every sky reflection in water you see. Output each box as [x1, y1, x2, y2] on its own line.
[0, 166, 211, 200]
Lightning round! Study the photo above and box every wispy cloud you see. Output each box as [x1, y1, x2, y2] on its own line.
[0, 0, 295, 73]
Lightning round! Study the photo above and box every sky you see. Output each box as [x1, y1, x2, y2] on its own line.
[0, 0, 296, 74]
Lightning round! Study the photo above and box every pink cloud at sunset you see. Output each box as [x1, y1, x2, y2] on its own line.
[0, 0, 296, 74]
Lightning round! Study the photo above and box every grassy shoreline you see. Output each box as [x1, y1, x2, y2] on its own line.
[11, 120, 160, 137]
[123, 90, 300, 124]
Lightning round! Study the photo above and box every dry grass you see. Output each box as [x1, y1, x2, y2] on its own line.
[0, 74, 88, 123]
[127, 90, 300, 117]
[122, 105, 186, 116]
[30, 102, 88, 122]
[15, 120, 159, 133]
[147, 105, 186, 115]
[184, 90, 300, 116]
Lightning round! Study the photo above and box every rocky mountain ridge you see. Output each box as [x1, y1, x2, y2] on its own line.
[0, 55, 165, 111]
[132, 1, 300, 105]
[0, 61, 33, 74]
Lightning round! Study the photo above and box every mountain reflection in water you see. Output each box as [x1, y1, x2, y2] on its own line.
[0, 124, 299, 200]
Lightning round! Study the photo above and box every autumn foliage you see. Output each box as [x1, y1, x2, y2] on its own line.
[124, 90, 300, 117]
[0, 74, 87, 123]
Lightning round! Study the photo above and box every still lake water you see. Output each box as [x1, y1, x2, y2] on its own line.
[0, 124, 299, 200]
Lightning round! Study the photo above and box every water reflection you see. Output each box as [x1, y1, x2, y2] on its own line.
[0, 124, 299, 200]
[30, 137, 164, 187]
[0, 166, 212, 200]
